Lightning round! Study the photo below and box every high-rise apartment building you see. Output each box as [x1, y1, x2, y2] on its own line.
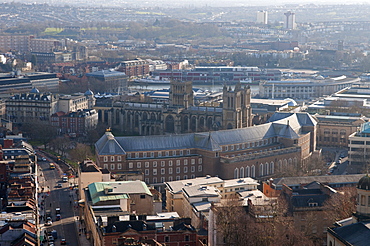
[0, 35, 30, 53]
[30, 38, 59, 53]
[257, 11, 268, 25]
[284, 11, 296, 29]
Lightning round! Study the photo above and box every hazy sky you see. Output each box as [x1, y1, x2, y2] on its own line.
[8, 0, 370, 7]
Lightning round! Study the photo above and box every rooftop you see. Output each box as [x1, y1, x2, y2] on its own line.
[238, 189, 274, 206]
[88, 180, 152, 204]
[80, 160, 100, 173]
[330, 222, 370, 246]
[86, 70, 126, 78]
[95, 112, 316, 154]
[192, 201, 213, 212]
[166, 176, 223, 194]
[182, 185, 220, 198]
[272, 174, 365, 189]
[223, 178, 259, 188]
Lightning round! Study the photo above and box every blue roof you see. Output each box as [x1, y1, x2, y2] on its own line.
[84, 89, 94, 96]
[30, 87, 40, 93]
[360, 122, 370, 134]
[86, 70, 126, 78]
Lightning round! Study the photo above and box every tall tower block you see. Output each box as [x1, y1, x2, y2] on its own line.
[284, 11, 296, 29]
[257, 11, 268, 25]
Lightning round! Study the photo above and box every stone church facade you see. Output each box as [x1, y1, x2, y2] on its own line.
[94, 81, 252, 135]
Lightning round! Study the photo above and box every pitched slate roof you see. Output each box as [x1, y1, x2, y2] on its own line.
[273, 174, 364, 189]
[105, 220, 153, 233]
[277, 124, 300, 138]
[268, 112, 317, 127]
[193, 133, 221, 151]
[331, 222, 370, 246]
[95, 113, 315, 154]
[95, 132, 126, 155]
[291, 193, 328, 207]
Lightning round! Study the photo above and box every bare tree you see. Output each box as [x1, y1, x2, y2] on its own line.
[214, 196, 315, 246]
[68, 143, 94, 163]
[323, 186, 357, 222]
[21, 120, 58, 149]
[50, 136, 71, 156]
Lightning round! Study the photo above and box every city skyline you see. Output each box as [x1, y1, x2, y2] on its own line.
[5, 0, 370, 7]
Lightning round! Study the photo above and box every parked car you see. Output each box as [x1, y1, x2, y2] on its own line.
[45, 217, 52, 226]
[57, 183, 62, 188]
[60, 238, 66, 245]
[48, 235, 54, 242]
[51, 230, 58, 239]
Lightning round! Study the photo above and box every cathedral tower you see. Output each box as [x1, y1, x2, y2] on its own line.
[169, 80, 194, 108]
[222, 82, 252, 129]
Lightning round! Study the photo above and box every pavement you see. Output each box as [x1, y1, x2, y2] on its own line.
[38, 153, 91, 246]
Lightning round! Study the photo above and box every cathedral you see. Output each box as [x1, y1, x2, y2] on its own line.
[94, 81, 252, 135]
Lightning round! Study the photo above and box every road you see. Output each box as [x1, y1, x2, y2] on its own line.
[38, 160, 80, 246]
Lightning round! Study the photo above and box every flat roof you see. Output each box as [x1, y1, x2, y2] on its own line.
[182, 185, 220, 198]
[165, 176, 223, 194]
[223, 178, 259, 188]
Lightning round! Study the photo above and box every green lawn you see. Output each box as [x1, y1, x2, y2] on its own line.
[42, 28, 64, 35]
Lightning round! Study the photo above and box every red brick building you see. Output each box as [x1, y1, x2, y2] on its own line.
[50, 109, 98, 136]
[95, 112, 317, 184]
[102, 219, 198, 246]
[117, 59, 150, 77]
